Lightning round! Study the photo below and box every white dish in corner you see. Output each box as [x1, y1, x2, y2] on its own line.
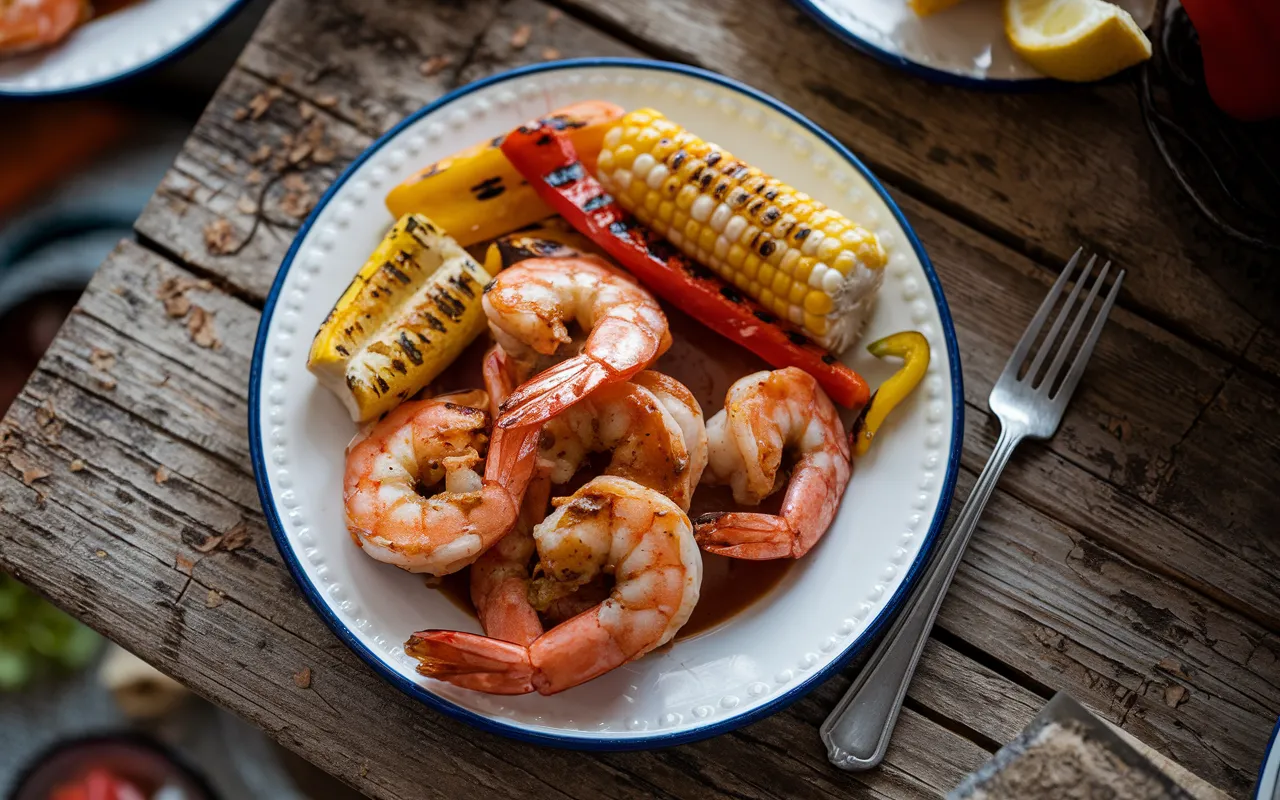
[250, 58, 964, 749]
[0, 0, 249, 97]
[794, 0, 1155, 87]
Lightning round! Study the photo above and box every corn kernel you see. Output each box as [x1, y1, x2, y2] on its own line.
[772, 297, 790, 317]
[742, 253, 761, 279]
[804, 291, 834, 315]
[651, 138, 678, 162]
[657, 201, 675, 224]
[713, 235, 731, 260]
[748, 281, 761, 296]
[635, 128, 661, 150]
[602, 127, 623, 149]
[644, 192, 662, 214]
[596, 150, 615, 173]
[791, 203, 815, 221]
[778, 248, 800, 275]
[613, 144, 636, 169]
[772, 273, 791, 297]
[662, 174, 682, 197]
[684, 218, 701, 242]
[840, 228, 870, 247]
[628, 179, 648, 203]
[832, 251, 856, 276]
[804, 313, 828, 335]
[698, 227, 717, 251]
[734, 271, 751, 289]
[628, 109, 654, 124]
[742, 257, 760, 281]
[670, 211, 687, 231]
[817, 237, 842, 262]
[756, 262, 774, 285]
[676, 185, 698, 210]
[789, 282, 808, 305]
[760, 288, 775, 307]
[727, 244, 747, 268]
[793, 256, 816, 285]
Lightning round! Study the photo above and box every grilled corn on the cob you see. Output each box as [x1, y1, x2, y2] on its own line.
[595, 109, 887, 353]
[385, 101, 623, 246]
[308, 214, 492, 422]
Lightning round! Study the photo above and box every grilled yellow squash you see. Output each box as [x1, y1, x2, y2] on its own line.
[308, 213, 492, 422]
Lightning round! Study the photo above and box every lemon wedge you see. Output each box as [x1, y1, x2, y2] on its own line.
[1004, 0, 1152, 82]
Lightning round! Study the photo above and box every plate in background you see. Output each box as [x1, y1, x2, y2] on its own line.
[0, 0, 249, 97]
[795, 0, 1155, 88]
[251, 58, 964, 749]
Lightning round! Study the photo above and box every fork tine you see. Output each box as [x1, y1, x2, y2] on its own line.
[1051, 269, 1125, 405]
[1039, 260, 1111, 393]
[998, 248, 1083, 385]
[1025, 254, 1097, 386]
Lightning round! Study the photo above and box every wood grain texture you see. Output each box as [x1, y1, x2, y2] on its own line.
[5, 0, 1279, 797]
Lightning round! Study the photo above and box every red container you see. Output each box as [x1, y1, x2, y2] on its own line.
[1180, 0, 1280, 121]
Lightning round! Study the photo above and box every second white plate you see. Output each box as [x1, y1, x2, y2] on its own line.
[796, 0, 1155, 87]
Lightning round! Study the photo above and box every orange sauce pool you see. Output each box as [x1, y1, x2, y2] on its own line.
[426, 301, 795, 637]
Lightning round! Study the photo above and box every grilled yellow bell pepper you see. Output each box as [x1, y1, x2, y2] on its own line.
[385, 101, 624, 246]
[481, 217, 606, 275]
[308, 213, 492, 422]
[853, 331, 931, 456]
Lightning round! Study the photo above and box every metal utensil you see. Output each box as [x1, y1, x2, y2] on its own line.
[820, 249, 1125, 771]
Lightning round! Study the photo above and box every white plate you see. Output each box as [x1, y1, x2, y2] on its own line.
[250, 58, 964, 749]
[795, 0, 1155, 87]
[0, 0, 248, 97]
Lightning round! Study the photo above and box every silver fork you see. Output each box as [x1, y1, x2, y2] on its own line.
[819, 249, 1125, 771]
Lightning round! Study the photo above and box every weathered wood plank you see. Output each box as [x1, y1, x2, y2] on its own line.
[1142, 371, 1280, 570]
[134, 0, 638, 302]
[938, 457, 1279, 796]
[135, 66, 371, 301]
[548, 0, 1271, 359]
[2, 241, 1003, 800]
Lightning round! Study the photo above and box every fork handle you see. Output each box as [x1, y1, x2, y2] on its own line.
[819, 424, 1024, 771]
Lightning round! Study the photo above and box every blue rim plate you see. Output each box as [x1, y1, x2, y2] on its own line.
[250, 57, 964, 750]
[1257, 717, 1280, 799]
[0, 0, 251, 98]
[791, 0, 1154, 90]
[792, 0, 1054, 90]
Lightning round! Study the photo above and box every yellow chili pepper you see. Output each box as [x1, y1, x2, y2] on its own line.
[853, 331, 931, 457]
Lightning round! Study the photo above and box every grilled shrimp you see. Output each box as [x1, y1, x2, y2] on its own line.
[406, 476, 702, 695]
[695, 367, 852, 560]
[538, 371, 707, 511]
[484, 256, 671, 429]
[343, 390, 540, 575]
[471, 355, 706, 642]
[468, 475, 550, 645]
[0, 0, 86, 56]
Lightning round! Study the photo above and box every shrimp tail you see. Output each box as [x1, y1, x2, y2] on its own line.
[406, 630, 535, 694]
[693, 512, 801, 560]
[496, 354, 613, 429]
[484, 421, 541, 489]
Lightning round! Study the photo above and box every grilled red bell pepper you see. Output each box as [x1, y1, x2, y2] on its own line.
[499, 121, 870, 410]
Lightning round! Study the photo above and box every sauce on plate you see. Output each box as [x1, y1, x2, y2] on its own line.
[425, 300, 795, 637]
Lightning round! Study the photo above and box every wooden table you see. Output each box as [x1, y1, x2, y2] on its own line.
[3, 1, 1278, 797]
